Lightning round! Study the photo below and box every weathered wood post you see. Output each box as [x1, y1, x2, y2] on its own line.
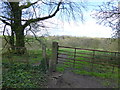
[42, 45, 48, 68]
[49, 42, 58, 74]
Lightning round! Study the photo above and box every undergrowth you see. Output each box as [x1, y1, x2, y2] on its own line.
[2, 50, 50, 88]
[2, 63, 47, 88]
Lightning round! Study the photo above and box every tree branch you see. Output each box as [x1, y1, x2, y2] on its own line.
[23, 0, 62, 28]
[20, 1, 39, 10]
[3, 24, 9, 46]
[0, 15, 27, 21]
[2, 25, 8, 51]
[0, 18, 11, 26]
[28, 25, 45, 46]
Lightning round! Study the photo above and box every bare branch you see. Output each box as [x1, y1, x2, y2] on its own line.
[92, 1, 119, 28]
[0, 15, 27, 21]
[23, 0, 62, 28]
[0, 18, 11, 25]
[28, 24, 45, 46]
[92, 1, 120, 38]
[3, 24, 9, 46]
[24, 28, 33, 47]
[32, 5, 37, 18]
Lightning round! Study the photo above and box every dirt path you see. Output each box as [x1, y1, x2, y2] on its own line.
[47, 70, 107, 88]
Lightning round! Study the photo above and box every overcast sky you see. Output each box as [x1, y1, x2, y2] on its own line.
[0, 0, 118, 38]
[48, 0, 116, 38]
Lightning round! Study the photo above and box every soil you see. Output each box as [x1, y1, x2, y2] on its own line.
[47, 70, 109, 88]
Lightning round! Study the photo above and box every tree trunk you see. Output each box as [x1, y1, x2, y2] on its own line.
[10, 18, 15, 51]
[10, 3, 26, 54]
[15, 28, 25, 54]
[9, 29, 15, 51]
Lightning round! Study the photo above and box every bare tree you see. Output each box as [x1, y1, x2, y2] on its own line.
[92, 0, 120, 38]
[0, 0, 87, 54]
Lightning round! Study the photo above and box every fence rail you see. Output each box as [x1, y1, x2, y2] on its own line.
[58, 44, 119, 73]
[59, 46, 119, 53]
[49, 42, 119, 74]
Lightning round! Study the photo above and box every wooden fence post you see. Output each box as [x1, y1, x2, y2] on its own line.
[91, 50, 95, 71]
[73, 48, 76, 68]
[49, 42, 58, 74]
[42, 45, 49, 68]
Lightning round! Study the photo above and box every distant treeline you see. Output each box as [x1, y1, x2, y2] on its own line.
[1, 35, 118, 52]
[45, 35, 118, 52]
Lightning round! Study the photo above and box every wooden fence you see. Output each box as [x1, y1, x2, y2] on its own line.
[49, 42, 119, 73]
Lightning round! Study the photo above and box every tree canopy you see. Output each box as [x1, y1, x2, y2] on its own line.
[0, 0, 87, 54]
